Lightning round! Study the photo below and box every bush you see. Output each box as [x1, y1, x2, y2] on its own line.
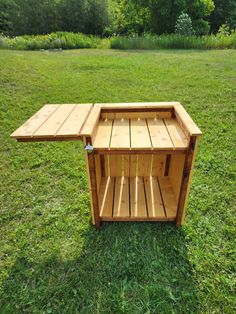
[175, 12, 195, 36]
[194, 20, 210, 36]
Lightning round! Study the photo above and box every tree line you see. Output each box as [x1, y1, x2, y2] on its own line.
[0, 0, 235, 37]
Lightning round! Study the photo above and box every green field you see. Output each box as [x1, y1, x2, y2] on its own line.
[0, 49, 235, 313]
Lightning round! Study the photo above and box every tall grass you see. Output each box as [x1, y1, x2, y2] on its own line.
[0, 32, 104, 50]
[110, 33, 236, 50]
[0, 31, 236, 50]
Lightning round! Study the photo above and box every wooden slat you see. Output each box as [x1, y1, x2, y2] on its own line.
[56, 104, 92, 137]
[92, 119, 113, 149]
[80, 105, 101, 137]
[99, 177, 114, 218]
[110, 119, 130, 149]
[164, 118, 188, 148]
[96, 102, 178, 109]
[113, 177, 129, 217]
[130, 177, 147, 218]
[158, 177, 177, 219]
[144, 177, 165, 218]
[11, 104, 59, 138]
[169, 154, 185, 202]
[147, 118, 173, 149]
[109, 155, 122, 176]
[138, 155, 152, 176]
[130, 119, 152, 149]
[101, 112, 172, 120]
[174, 103, 202, 136]
[34, 104, 76, 138]
[152, 155, 166, 176]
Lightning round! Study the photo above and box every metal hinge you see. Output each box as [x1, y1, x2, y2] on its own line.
[84, 143, 94, 153]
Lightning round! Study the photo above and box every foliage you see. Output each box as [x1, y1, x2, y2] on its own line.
[0, 32, 103, 50]
[217, 24, 232, 36]
[193, 19, 210, 35]
[208, 0, 236, 33]
[110, 32, 236, 50]
[0, 48, 236, 313]
[175, 12, 195, 36]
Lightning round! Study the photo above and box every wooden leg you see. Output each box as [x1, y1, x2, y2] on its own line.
[87, 152, 101, 229]
[176, 136, 199, 227]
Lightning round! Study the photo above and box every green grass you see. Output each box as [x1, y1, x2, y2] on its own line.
[0, 49, 235, 313]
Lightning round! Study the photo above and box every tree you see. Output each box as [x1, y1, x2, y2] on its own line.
[175, 12, 195, 35]
[208, 0, 236, 33]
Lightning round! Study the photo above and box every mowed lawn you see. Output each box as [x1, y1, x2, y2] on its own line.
[0, 49, 235, 314]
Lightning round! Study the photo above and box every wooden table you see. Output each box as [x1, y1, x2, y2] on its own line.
[11, 102, 202, 228]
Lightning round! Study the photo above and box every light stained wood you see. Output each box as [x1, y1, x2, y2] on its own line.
[96, 102, 178, 109]
[101, 112, 172, 120]
[144, 177, 165, 218]
[113, 177, 129, 217]
[110, 119, 130, 149]
[34, 104, 76, 137]
[130, 119, 152, 149]
[95, 155, 101, 192]
[123, 155, 130, 176]
[80, 105, 101, 137]
[164, 118, 188, 148]
[99, 177, 114, 218]
[129, 155, 138, 177]
[138, 155, 152, 176]
[56, 104, 92, 137]
[11, 104, 59, 138]
[152, 155, 166, 176]
[147, 118, 173, 149]
[174, 103, 202, 136]
[92, 119, 113, 149]
[84, 149, 95, 225]
[158, 177, 177, 219]
[169, 154, 185, 202]
[109, 155, 122, 176]
[130, 177, 147, 218]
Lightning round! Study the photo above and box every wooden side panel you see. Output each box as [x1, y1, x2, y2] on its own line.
[158, 177, 177, 219]
[101, 112, 172, 120]
[123, 155, 130, 176]
[34, 104, 76, 137]
[92, 119, 113, 149]
[138, 155, 152, 176]
[130, 119, 152, 149]
[109, 155, 122, 176]
[169, 154, 185, 202]
[99, 177, 114, 218]
[113, 177, 129, 217]
[144, 177, 165, 218]
[110, 119, 130, 149]
[151, 155, 166, 176]
[11, 104, 59, 138]
[130, 177, 147, 218]
[84, 150, 95, 225]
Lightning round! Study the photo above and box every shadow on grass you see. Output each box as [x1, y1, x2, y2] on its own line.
[0, 223, 198, 313]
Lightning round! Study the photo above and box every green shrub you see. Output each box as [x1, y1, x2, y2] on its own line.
[175, 12, 195, 36]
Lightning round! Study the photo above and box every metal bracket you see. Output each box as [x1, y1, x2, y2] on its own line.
[84, 143, 94, 153]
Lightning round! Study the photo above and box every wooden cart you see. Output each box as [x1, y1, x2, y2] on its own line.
[11, 102, 202, 228]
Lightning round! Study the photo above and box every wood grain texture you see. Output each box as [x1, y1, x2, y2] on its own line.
[113, 177, 129, 217]
[110, 119, 130, 149]
[92, 119, 113, 149]
[158, 176, 177, 219]
[147, 118, 173, 149]
[130, 119, 152, 149]
[99, 176, 114, 218]
[144, 177, 166, 218]
[130, 177, 147, 218]
[164, 118, 188, 148]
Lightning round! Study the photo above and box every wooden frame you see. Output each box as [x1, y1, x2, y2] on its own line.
[11, 102, 201, 228]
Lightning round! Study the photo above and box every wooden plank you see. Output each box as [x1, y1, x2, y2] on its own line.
[130, 177, 147, 218]
[34, 104, 76, 138]
[113, 177, 129, 217]
[96, 102, 178, 109]
[158, 177, 177, 219]
[110, 119, 130, 149]
[80, 105, 101, 137]
[11, 104, 59, 138]
[147, 118, 173, 149]
[92, 119, 113, 149]
[56, 104, 92, 137]
[99, 177, 114, 218]
[176, 136, 200, 226]
[138, 155, 152, 176]
[123, 155, 130, 176]
[174, 103, 202, 136]
[169, 154, 185, 202]
[130, 119, 152, 149]
[101, 112, 172, 120]
[109, 155, 122, 176]
[144, 177, 165, 218]
[94, 155, 101, 192]
[129, 155, 138, 177]
[164, 118, 188, 148]
[152, 155, 166, 176]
